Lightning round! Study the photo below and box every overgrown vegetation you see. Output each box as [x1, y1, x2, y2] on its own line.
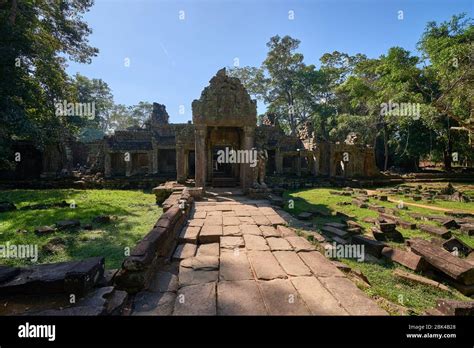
[283, 186, 473, 314]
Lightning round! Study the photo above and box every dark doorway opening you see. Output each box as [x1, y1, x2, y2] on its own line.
[188, 150, 195, 179]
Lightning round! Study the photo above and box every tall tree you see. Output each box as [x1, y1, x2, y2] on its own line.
[0, 0, 98, 169]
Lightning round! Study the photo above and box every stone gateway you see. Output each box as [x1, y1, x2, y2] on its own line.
[32, 68, 380, 189]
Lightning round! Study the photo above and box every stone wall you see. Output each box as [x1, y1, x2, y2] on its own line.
[114, 189, 194, 293]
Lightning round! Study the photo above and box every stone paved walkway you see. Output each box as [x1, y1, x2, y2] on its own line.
[131, 193, 387, 316]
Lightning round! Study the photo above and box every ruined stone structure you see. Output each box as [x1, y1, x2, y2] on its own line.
[28, 68, 378, 187]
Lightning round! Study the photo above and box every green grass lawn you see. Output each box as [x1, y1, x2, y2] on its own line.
[0, 189, 161, 269]
[283, 187, 473, 315]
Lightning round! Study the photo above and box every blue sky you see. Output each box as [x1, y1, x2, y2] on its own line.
[67, 0, 473, 122]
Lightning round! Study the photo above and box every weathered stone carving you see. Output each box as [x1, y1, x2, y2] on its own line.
[253, 148, 268, 188]
[150, 102, 169, 125]
[192, 68, 257, 127]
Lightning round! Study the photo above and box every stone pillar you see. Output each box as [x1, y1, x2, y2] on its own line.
[296, 153, 302, 177]
[176, 144, 186, 184]
[125, 152, 132, 177]
[104, 152, 111, 177]
[152, 140, 158, 174]
[275, 149, 283, 174]
[195, 126, 207, 188]
[311, 153, 318, 176]
[240, 126, 255, 190]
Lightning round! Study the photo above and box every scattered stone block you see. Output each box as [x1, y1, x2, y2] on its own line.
[436, 299, 474, 316]
[419, 224, 451, 239]
[442, 237, 472, 257]
[351, 235, 386, 258]
[0, 201, 16, 212]
[381, 247, 427, 272]
[0, 257, 104, 296]
[92, 215, 111, 224]
[324, 222, 346, 229]
[442, 219, 460, 230]
[34, 226, 56, 235]
[409, 239, 474, 285]
[394, 269, 450, 291]
[297, 212, 313, 220]
[321, 225, 349, 239]
[460, 224, 474, 236]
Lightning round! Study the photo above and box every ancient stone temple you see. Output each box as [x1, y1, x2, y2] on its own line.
[30, 68, 378, 188]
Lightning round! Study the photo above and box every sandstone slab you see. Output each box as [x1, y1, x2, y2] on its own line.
[243, 235, 269, 251]
[266, 237, 293, 251]
[259, 226, 280, 237]
[319, 276, 387, 315]
[220, 236, 245, 249]
[199, 225, 223, 243]
[196, 243, 220, 257]
[217, 280, 267, 315]
[240, 224, 262, 236]
[172, 243, 197, 261]
[290, 276, 348, 315]
[273, 251, 312, 276]
[285, 236, 315, 252]
[173, 282, 216, 315]
[258, 279, 310, 315]
[248, 251, 287, 280]
[132, 291, 176, 315]
[298, 251, 345, 278]
[223, 225, 241, 236]
[219, 250, 253, 281]
[179, 226, 200, 244]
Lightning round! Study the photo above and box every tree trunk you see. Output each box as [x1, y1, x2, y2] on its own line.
[9, 0, 17, 25]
